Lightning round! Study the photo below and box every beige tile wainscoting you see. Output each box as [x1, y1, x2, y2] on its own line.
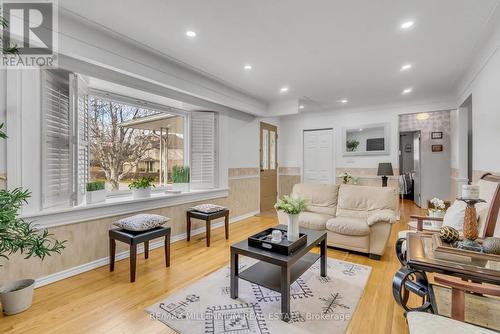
[0, 168, 260, 287]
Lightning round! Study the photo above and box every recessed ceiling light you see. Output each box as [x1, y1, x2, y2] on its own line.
[186, 30, 197, 37]
[280, 86, 289, 93]
[299, 105, 304, 109]
[244, 64, 252, 70]
[401, 21, 415, 29]
[400, 64, 412, 71]
[337, 99, 348, 104]
[402, 88, 413, 95]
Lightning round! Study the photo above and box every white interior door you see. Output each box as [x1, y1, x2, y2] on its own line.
[303, 129, 334, 183]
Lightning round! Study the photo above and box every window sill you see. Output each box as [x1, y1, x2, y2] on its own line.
[21, 188, 229, 228]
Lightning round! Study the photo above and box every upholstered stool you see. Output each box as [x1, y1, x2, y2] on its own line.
[109, 226, 171, 282]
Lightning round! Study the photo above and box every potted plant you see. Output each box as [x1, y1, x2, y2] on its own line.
[337, 172, 354, 184]
[172, 166, 190, 192]
[128, 177, 155, 199]
[346, 139, 360, 152]
[86, 181, 106, 204]
[0, 125, 66, 315]
[275, 195, 307, 242]
[429, 197, 446, 218]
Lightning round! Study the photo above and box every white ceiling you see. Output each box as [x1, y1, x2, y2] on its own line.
[60, 0, 499, 111]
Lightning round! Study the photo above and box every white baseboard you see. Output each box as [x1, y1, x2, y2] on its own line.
[34, 210, 259, 288]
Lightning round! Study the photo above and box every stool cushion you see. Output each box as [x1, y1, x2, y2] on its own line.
[113, 214, 170, 231]
[190, 204, 226, 213]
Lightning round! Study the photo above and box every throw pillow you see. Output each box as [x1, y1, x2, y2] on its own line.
[442, 200, 466, 233]
[113, 214, 170, 231]
[191, 204, 226, 213]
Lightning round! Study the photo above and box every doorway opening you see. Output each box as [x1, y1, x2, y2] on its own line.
[260, 122, 278, 212]
[399, 131, 422, 207]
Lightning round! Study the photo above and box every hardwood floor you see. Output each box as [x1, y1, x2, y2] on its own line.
[0, 200, 425, 334]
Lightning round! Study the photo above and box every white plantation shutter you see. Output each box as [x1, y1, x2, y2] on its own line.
[190, 112, 216, 189]
[70, 74, 89, 206]
[42, 71, 72, 208]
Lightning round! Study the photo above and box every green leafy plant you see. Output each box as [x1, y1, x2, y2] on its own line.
[337, 172, 353, 184]
[346, 139, 360, 152]
[0, 123, 66, 264]
[1, 8, 19, 54]
[128, 177, 155, 189]
[172, 166, 190, 183]
[86, 181, 105, 192]
[274, 195, 308, 215]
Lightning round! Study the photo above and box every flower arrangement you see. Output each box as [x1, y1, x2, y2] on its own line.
[430, 197, 446, 211]
[429, 197, 446, 218]
[337, 172, 358, 184]
[86, 181, 105, 192]
[274, 195, 307, 215]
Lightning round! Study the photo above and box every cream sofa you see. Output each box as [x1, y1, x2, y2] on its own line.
[278, 183, 398, 259]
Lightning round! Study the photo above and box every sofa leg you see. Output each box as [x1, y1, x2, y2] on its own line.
[369, 253, 381, 260]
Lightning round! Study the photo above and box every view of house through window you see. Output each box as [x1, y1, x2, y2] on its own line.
[89, 96, 185, 191]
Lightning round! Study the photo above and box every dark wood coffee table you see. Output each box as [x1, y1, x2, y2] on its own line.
[230, 225, 327, 322]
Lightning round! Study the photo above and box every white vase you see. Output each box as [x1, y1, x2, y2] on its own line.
[132, 187, 151, 199]
[0, 279, 35, 315]
[86, 189, 106, 204]
[172, 183, 189, 193]
[287, 213, 300, 242]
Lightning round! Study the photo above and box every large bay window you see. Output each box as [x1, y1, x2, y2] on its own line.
[39, 69, 217, 210]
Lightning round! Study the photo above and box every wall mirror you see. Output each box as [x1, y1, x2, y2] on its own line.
[343, 123, 390, 156]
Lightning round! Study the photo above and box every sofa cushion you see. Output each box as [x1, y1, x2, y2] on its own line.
[407, 312, 496, 334]
[292, 183, 339, 216]
[326, 217, 370, 236]
[336, 184, 397, 218]
[298, 212, 333, 230]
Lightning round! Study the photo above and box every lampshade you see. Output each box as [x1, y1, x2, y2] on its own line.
[377, 162, 394, 176]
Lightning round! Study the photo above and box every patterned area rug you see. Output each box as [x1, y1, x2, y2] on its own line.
[146, 257, 371, 334]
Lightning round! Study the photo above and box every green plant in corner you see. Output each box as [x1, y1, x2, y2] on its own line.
[274, 195, 308, 215]
[86, 181, 105, 192]
[128, 177, 155, 189]
[172, 166, 190, 183]
[0, 123, 66, 264]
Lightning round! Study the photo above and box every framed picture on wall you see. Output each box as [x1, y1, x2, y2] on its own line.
[432, 144, 443, 152]
[431, 131, 443, 139]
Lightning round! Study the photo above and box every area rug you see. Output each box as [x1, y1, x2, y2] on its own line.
[146, 258, 371, 334]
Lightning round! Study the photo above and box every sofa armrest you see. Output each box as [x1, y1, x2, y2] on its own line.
[367, 209, 397, 226]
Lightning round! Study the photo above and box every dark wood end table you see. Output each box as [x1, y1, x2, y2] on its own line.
[109, 226, 171, 282]
[187, 209, 229, 247]
[230, 225, 327, 322]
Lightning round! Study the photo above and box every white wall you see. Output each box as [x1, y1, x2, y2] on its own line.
[278, 101, 455, 170]
[457, 8, 500, 175]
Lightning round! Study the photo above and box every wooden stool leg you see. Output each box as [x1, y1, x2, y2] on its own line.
[165, 232, 170, 267]
[224, 212, 229, 240]
[130, 244, 137, 283]
[109, 238, 116, 272]
[206, 219, 211, 247]
[186, 212, 191, 242]
[144, 240, 149, 259]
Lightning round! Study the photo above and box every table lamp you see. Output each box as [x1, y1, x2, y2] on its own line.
[377, 162, 393, 187]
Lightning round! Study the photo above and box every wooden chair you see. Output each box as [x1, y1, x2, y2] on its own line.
[411, 173, 500, 236]
[407, 173, 500, 332]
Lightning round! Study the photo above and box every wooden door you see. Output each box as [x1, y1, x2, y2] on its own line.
[260, 122, 278, 212]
